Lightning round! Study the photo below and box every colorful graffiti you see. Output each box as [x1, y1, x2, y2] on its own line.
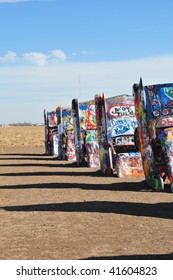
[95, 93, 113, 175]
[47, 111, 57, 127]
[79, 101, 97, 130]
[44, 109, 58, 156]
[105, 95, 137, 140]
[72, 98, 84, 166]
[95, 93, 144, 176]
[52, 134, 59, 156]
[66, 131, 76, 161]
[116, 152, 144, 177]
[133, 78, 173, 192]
[56, 106, 76, 161]
[72, 98, 100, 167]
[85, 130, 100, 167]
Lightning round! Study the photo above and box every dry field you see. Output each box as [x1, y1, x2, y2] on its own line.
[0, 126, 173, 260]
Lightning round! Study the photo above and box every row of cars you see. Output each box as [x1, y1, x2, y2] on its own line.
[44, 78, 173, 192]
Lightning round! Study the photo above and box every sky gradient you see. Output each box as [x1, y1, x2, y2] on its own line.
[0, 0, 173, 124]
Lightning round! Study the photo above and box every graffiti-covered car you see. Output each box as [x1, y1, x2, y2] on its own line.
[133, 78, 173, 192]
[56, 106, 76, 161]
[44, 109, 58, 156]
[95, 93, 113, 174]
[72, 98, 100, 167]
[95, 93, 144, 177]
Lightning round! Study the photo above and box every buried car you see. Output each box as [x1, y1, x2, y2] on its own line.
[44, 109, 58, 156]
[95, 93, 144, 177]
[71, 98, 100, 167]
[133, 78, 173, 192]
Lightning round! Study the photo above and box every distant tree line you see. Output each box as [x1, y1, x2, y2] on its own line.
[0, 122, 44, 127]
[9, 122, 33, 126]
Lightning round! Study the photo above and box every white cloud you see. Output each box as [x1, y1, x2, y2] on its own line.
[1, 53, 173, 124]
[69, 50, 95, 58]
[23, 52, 47, 66]
[0, 49, 97, 66]
[0, 49, 67, 66]
[5, 51, 17, 62]
[49, 50, 67, 62]
[0, 51, 17, 63]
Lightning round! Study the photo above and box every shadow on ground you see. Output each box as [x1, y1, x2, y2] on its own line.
[82, 252, 173, 260]
[1, 200, 173, 220]
[0, 180, 149, 192]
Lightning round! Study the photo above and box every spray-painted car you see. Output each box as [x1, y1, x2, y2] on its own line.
[56, 106, 76, 161]
[44, 109, 58, 156]
[95, 93, 113, 174]
[95, 93, 144, 177]
[72, 98, 100, 167]
[133, 78, 173, 192]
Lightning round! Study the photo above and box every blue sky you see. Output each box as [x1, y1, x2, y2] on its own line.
[0, 0, 173, 124]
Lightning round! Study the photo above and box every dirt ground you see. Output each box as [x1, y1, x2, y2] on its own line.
[0, 126, 173, 260]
